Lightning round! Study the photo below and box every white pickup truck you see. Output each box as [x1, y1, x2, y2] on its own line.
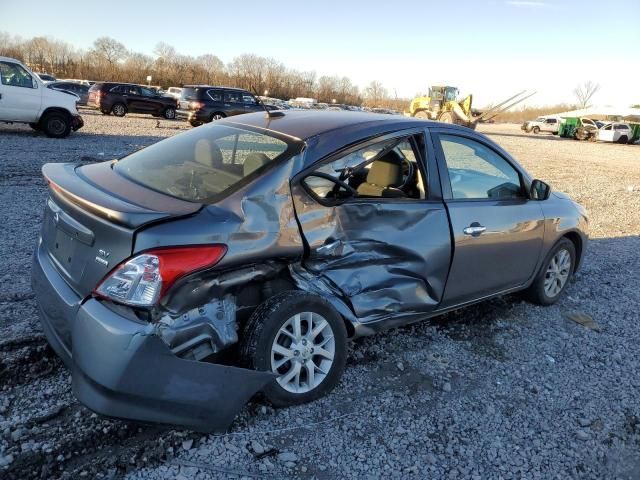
[0, 56, 84, 138]
[521, 117, 560, 134]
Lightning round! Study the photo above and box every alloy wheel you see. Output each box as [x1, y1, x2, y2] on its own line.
[270, 312, 335, 394]
[544, 248, 571, 298]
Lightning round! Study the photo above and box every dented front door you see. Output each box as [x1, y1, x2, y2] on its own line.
[290, 132, 452, 324]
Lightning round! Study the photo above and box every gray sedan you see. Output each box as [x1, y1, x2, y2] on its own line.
[32, 111, 588, 431]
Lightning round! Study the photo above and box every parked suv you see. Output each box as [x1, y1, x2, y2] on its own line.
[87, 82, 177, 119]
[0, 56, 84, 138]
[522, 117, 560, 134]
[597, 122, 633, 144]
[176, 85, 265, 127]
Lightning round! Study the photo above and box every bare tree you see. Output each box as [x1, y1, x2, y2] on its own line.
[364, 80, 388, 106]
[573, 81, 600, 109]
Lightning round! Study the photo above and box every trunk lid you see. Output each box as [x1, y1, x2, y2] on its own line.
[41, 162, 201, 297]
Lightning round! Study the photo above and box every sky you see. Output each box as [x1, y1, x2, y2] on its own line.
[1, 0, 639, 107]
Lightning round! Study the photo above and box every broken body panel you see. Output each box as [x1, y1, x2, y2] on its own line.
[32, 111, 588, 431]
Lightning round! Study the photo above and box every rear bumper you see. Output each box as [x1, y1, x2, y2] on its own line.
[176, 109, 208, 124]
[32, 241, 274, 432]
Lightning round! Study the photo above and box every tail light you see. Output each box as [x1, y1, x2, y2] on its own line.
[94, 245, 227, 307]
[189, 101, 204, 110]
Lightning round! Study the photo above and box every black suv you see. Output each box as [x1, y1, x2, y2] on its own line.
[88, 83, 177, 119]
[176, 85, 265, 127]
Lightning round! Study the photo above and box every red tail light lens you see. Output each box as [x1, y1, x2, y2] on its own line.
[189, 101, 204, 110]
[94, 245, 227, 307]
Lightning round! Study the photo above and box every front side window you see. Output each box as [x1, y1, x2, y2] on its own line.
[0, 61, 34, 88]
[303, 136, 426, 201]
[438, 134, 523, 200]
[140, 87, 156, 97]
[243, 94, 257, 104]
[112, 125, 294, 203]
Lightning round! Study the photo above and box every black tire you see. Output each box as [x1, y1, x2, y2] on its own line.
[163, 107, 176, 120]
[618, 136, 628, 144]
[532, 126, 540, 134]
[41, 112, 72, 138]
[525, 238, 576, 306]
[189, 120, 203, 128]
[414, 110, 429, 119]
[210, 112, 226, 122]
[111, 103, 127, 117]
[29, 123, 40, 131]
[438, 111, 455, 124]
[240, 291, 348, 407]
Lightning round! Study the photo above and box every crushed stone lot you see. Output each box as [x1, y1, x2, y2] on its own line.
[1, 111, 639, 479]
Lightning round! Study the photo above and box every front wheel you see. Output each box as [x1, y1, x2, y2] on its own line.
[532, 126, 540, 134]
[41, 112, 72, 138]
[240, 291, 348, 407]
[525, 238, 576, 306]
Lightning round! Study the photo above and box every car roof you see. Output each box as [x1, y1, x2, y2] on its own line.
[182, 85, 250, 92]
[220, 110, 450, 141]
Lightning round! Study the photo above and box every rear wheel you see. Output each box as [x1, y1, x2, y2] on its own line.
[210, 112, 225, 122]
[525, 238, 575, 306]
[532, 126, 540, 134]
[414, 110, 430, 119]
[41, 112, 72, 138]
[618, 136, 628, 144]
[240, 291, 348, 407]
[111, 103, 126, 117]
[163, 107, 176, 120]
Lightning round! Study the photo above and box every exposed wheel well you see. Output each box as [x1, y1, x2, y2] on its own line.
[562, 231, 583, 270]
[39, 107, 71, 123]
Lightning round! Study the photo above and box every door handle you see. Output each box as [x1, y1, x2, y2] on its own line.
[463, 224, 486, 236]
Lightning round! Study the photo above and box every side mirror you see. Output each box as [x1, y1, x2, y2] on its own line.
[530, 179, 551, 200]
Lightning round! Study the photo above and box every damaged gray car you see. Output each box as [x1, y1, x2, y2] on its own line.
[32, 111, 588, 431]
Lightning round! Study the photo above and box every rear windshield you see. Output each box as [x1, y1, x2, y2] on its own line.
[114, 125, 297, 203]
[180, 87, 207, 100]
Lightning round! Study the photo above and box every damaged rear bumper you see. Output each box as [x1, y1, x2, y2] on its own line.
[32, 243, 275, 432]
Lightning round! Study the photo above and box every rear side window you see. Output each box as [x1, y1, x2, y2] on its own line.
[113, 125, 295, 203]
[224, 91, 242, 103]
[614, 124, 629, 130]
[207, 89, 223, 101]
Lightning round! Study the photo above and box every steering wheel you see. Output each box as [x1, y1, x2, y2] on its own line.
[395, 158, 414, 190]
[306, 172, 358, 196]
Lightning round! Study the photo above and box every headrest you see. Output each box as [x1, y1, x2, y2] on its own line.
[194, 139, 223, 168]
[367, 158, 402, 187]
[243, 152, 270, 176]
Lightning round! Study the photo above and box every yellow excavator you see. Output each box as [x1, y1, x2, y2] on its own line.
[407, 86, 535, 129]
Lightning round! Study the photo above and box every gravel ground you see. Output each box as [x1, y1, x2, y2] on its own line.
[0, 113, 639, 479]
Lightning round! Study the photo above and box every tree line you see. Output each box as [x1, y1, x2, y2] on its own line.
[0, 32, 407, 108]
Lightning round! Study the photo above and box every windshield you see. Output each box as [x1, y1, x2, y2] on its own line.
[114, 125, 296, 203]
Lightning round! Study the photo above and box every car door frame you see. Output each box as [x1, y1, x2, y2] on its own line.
[429, 125, 546, 308]
[290, 126, 453, 329]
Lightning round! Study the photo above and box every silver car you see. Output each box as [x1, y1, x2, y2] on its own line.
[32, 111, 588, 431]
